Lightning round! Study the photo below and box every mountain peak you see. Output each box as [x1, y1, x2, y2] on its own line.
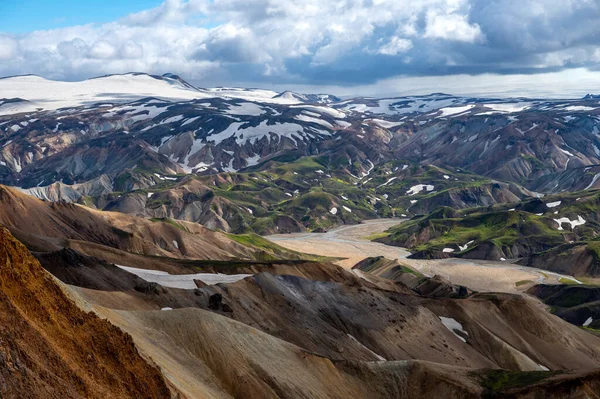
[583, 93, 600, 100]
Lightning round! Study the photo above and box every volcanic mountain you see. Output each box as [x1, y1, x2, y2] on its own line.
[0, 226, 170, 398]
[3, 73, 600, 234]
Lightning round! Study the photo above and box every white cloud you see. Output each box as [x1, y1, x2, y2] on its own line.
[121, 40, 144, 59]
[377, 36, 413, 56]
[0, 36, 17, 61]
[89, 40, 117, 59]
[0, 0, 598, 91]
[424, 11, 483, 42]
[57, 38, 89, 59]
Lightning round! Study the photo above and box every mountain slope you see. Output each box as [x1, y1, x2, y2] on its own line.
[0, 227, 170, 398]
[0, 184, 306, 261]
[376, 189, 600, 277]
[62, 254, 600, 398]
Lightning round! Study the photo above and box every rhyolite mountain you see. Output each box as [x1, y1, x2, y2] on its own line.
[3, 190, 600, 398]
[4, 73, 600, 233]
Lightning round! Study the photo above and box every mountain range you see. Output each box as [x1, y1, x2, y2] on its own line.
[2, 73, 600, 398]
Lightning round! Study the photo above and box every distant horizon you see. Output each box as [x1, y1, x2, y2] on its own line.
[0, 70, 597, 101]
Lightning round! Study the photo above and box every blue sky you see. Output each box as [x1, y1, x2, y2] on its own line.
[0, 0, 164, 33]
[0, 0, 599, 97]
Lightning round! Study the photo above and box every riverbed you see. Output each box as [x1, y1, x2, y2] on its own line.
[267, 219, 581, 293]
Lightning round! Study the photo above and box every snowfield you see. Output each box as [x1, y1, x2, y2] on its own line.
[116, 265, 252, 289]
[0, 74, 208, 112]
[0, 73, 314, 115]
[206, 120, 329, 145]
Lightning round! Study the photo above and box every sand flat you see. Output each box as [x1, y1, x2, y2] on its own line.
[267, 219, 575, 293]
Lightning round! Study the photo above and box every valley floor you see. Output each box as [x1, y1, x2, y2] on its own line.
[268, 219, 582, 293]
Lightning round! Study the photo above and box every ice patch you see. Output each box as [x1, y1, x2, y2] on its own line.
[442, 248, 455, 253]
[245, 154, 261, 167]
[439, 316, 468, 343]
[181, 116, 200, 126]
[482, 102, 532, 113]
[369, 118, 404, 128]
[554, 216, 586, 230]
[290, 105, 346, 119]
[437, 104, 475, 117]
[116, 265, 252, 289]
[377, 176, 398, 188]
[546, 201, 561, 208]
[564, 105, 596, 112]
[225, 102, 265, 116]
[559, 148, 574, 157]
[585, 173, 600, 190]
[583, 317, 593, 327]
[207, 120, 328, 146]
[343, 205, 352, 213]
[458, 240, 474, 252]
[294, 114, 334, 129]
[406, 184, 434, 196]
[162, 115, 184, 124]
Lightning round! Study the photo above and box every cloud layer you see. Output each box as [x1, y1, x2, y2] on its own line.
[1, 0, 599, 90]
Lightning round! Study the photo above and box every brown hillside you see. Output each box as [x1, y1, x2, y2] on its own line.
[0, 227, 170, 398]
[0, 184, 257, 260]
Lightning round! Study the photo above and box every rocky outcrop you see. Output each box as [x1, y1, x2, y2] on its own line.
[527, 284, 600, 330]
[518, 243, 600, 277]
[0, 227, 170, 398]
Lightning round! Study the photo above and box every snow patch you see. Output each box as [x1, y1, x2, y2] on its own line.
[225, 102, 266, 116]
[585, 173, 600, 190]
[406, 184, 434, 196]
[116, 265, 252, 289]
[554, 216, 586, 230]
[438, 104, 475, 117]
[439, 316, 468, 343]
[377, 176, 398, 188]
[294, 114, 334, 129]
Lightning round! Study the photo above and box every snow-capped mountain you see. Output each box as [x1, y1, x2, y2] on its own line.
[2, 72, 600, 199]
[0, 72, 342, 115]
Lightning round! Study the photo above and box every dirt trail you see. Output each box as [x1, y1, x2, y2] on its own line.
[267, 219, 580, 293]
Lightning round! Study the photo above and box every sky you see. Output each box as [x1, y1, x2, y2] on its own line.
[1, 0, 600, 98]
